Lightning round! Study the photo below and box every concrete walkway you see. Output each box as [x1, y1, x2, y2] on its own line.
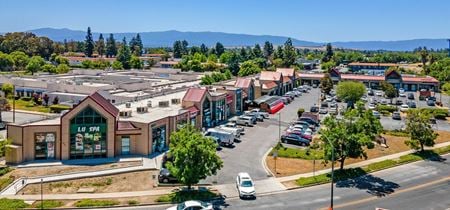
[215, 177, 287, 198]
[0, 155, 163, 196]
[276, 141, 450, 183]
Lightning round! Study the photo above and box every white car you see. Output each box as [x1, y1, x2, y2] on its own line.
[400, 104, 409, 112]
[368, 103, 376, 110]
[166, 200, 213, 210]
[236, 172, 255, 198]
[375, 91, 384, 97]
[399, 92, 406, 97]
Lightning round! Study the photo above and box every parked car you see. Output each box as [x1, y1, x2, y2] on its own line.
[281, 97, 290, 104]
[380, 99, 388, 105]
[320, 102, 328, 108]
[239, 115, 256, 125]
[166, 200, 213, 210]
[159, 168, 178, 183]
[312, 83, 318, 88]
[286, 130, 312, 141]
[319, 108, 328, 114]
[229, 116, 253, 126]
[407, 101, 417, 108]
[236, 172, 255, 199]
[310, 105, 319, 113]
[427, 99, 435, 106]
[427, 96, 436, 101]
[221, 122, 245, 133]
[216, 126, 241, 140]
[329, 107, 338, 115]
[407, 93, 415, 100]
[375, 91, 384, 97]
[399, 92, 406, 97]
[293, 90, 302, 96]
[372, 110, 381, 119]
[392, 111, 401, 120]
[400, 104, 409, 112]
[368, 89, 374, 96]
[299, 113, 320, 126]
[249, 109, 270, 118]
[204, 128, 234, 147]
[244, 111, 264, 122]
[284, 93, 295, 100]
[281, 134, 310, 146]
[368, 103, 376, 110]
[394, 100, 403, 105]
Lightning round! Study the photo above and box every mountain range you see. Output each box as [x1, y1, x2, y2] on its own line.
[3, 28, 449, 51]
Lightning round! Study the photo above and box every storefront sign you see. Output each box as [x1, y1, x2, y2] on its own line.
[35, 132, 56, 159]
[70, 125, 106, 151]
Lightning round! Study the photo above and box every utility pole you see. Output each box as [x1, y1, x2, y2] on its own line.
[40, 178, 43, 210]
[278, 112, 281, 142]
[12, 85, 15, 123]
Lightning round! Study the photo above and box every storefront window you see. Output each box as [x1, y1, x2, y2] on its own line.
[213, 99, 226, 125]
[35, 132, 56, 160]
[152, 125, 167, 153]
[69, 106, 108, 159]
[121, 136, 130, 155]
[236, 90, 242, 113]
[202, 98, 211, 128]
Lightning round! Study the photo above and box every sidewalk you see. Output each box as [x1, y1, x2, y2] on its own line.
[214, 178, 287, 198]
[276, 141, 450, 183]
[0, 155, 164, 196]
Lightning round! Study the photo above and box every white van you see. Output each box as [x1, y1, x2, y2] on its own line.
[216, 126, 241, 140]
[205, 128, 234, 147]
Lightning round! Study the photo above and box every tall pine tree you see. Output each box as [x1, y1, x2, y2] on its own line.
[106, 33, 117, 58]
[84, 27, 95, 57]
[215, 42, 225, 56]
[96, 33, 105, 57]
[173, 41, 182, 58]
[200, 43, 208, 54]
[135, 33, 143, 56]
[282, 38, 296, 67]
[263, 41, 274, 58]
[252, 44, 263, 58]
[117, 37, 132, 69]
[181, 40, 189, 56]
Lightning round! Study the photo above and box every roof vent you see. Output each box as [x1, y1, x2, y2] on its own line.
[119, 110, 132, 118]
[125, 102, 131, 108]
[136, 107, 148, 113]
[147, 100, 152, 107]
[171, 98, 180, 104]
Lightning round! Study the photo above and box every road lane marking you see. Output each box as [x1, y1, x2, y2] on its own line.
[319, 176, 450, 210]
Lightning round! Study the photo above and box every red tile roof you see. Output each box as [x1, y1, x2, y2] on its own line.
[183, 88, 207, 103]
[402, 76, 439, 83]
[341, 74, 385, 81]
[262, 81, 278, 90]
[276, 68, 295, 77]
[348, 62, 398, 67]
[235, 78, 252, 88]
[117, 121, 139, 131]
[89, 92, 119, 117]
[283, 76, 292, 84]
[260, 71, 281, 81]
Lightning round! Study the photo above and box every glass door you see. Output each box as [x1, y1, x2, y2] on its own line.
[121, 136, 130, 155]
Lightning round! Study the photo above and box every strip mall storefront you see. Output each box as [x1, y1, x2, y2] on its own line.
[6, 92, 192, 164]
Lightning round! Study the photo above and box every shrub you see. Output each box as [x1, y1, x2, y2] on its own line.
[384, 129, 410, 137]
[0, 167, 12, 176]
[380, 110, 390, 116]
[156, 190, 218, 203]
[33, 200, 64, 209]
[0, 178, 13, 191]
[0, 198, 29, 209]
[420, 108, 448, 119]
[128, 200, 139, 205]
[75, 199, 119, 207]
[297, 108, 305, 117]
[21, 97, 32, 101]
[49, 104, 70, 113]
[270, 147, 324, 160]
[376, 105, 397, 113]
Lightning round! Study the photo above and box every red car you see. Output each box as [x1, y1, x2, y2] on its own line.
[286, 131, 312, 141]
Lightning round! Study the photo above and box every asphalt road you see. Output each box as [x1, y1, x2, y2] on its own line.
[203, 88, 321, 185]
[116, 154, 450, 210]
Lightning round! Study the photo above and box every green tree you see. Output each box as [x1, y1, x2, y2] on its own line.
[84, 27, 95, 57]
[223, 69, 232, 80]
[200, 74, 214, 85]
[226, 52, 240, 76]
[200, 43, 208, 54]
[166, 125, 223, 189]
[239, 47, 248, 61]
[10, 51, 29, 71]
[320, 73, 333, 95]
[1, 83, 14, 98]
[56, 64, 70, 74]
[219, 51, 233, 64]
[263, 41, 274, 58]
[111, 60, 123, 70]
[26, 56, 45, 75]
[181, 40, 189, 56]
[336, 81, 366, 108]
[54, 56, 69, 65]
[96, 33, 105, 57]
[117, 37, 132, 69]
[105, 33, 117, 58]
[428, 58, 450, 82]
[238, 60, 261, 77]
[322, 43, 334, 62]
[42, 63, 57, 73]
[130, 56, 143, 69]
[380, 81, 397, 103]
[252, 44, 263, 58]
[274, 45, 283, 59]
[320, 106, 380, 170]
[0, 138, 12, 157]
[173, 41, 182, 58]
[282, 38, 296, 67]
[0, 52, 14, 71]
[405, 109, 437, 152]
[419, 47, 429, 72]
[215, 42, 225, 56]
[321, 61, 336, 71]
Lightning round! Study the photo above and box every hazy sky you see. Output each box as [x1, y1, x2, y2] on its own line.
[1, 0, 449, 42]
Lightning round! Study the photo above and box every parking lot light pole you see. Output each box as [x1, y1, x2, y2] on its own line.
[323, 136, 335, 210]
[278, 112, 281, 143]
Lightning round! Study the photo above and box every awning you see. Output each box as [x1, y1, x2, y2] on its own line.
[187, 106, 199, 117]
[270, 102, 284, 114]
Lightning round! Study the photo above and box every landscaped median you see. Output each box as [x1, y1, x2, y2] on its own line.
[295, 145, 450, 188]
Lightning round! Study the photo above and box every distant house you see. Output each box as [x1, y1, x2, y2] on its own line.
[348, 62, 398, 75]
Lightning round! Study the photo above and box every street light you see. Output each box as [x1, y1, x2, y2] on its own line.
[322, 135, 335, 210]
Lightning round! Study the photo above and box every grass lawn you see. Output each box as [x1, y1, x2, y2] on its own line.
[0, 198, 29, 209]
[32, 200, 64, 209]
[267, 131, 450, 177]
[75, 199, 119, 207]
[7, 99, 50, 113]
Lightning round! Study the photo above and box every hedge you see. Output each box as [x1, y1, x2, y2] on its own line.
[376, 105, 398, 113]
[49, 104, 71, 113]
[420, 108, 448, 119]
[20, 97, 32, 101]
[75, 199, 119, 207]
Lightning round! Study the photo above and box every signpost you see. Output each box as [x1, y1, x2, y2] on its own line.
[273, 150, 278, 174]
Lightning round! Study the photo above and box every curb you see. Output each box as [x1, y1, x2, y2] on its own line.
[261, 147, 275, 177]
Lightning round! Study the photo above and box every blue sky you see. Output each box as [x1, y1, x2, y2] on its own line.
[1, 0, 449, 42]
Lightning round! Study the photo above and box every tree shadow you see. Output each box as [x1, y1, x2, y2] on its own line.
[336, 168, 400, 197]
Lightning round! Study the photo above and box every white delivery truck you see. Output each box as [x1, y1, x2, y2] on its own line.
[204, 128, 234, 147]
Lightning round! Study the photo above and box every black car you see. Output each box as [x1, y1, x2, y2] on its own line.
[310, 105, 319, 113]
[159, 168, 178, 183]
[368, 90, 374, 96]
[427, 100, 435, 106]
[395, 100, 403, 105]
[392, 111, 401, 120]
[407, 93, 415, 100]
[407, 101, 417, 108]
[281, 134, 310, 146]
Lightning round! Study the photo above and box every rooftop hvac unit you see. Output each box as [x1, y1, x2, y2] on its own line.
[119, 110, 132, 117]
[159, 101, 170, 107]
[125, 102, 131, 108]
[171, 98, 181, 104]
[136, 107, 148, 113]
[147, 100, 152, 107]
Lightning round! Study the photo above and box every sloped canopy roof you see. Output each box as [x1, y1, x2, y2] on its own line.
[260, 71, 282, 81]
[183, 88, 207, 103]
[276, 68, 295, 77]
[89, 92, 119, 117]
